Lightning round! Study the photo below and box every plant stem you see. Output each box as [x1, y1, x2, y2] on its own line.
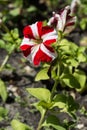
[0, 54, 10, 72]
[51, 79, 59, 100]
[51, 63, 60, 100]
[0, 22, 17, 72]
[37, 110, 46, 130]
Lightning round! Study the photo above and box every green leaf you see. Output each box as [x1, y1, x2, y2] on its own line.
[11, 119, 32, 130]
[66, 58, 79, 67]
[74, 70, 86, 92]
[27, 6, 37, 12]
[8, 44, 16, 54]
[0, 107, 8, 121]
[52, 94, 79, 114]
[52, 94, 66, 109]
[0, 40, 5, 48]
[77, 52, 87, 63]
[33, 102, 46, 117]
[38, 101, 54, 109]
[26, 88, 51, 103]
[67, 95, 79, 112]
[60, 39, 78, 53]
[80, 18, 87, 30]
[11, 28, 19, 40]
[10, 8, 20, 16]
[61, 74, 80, 89]
[77, 46, 87, 63]
[5, 43, 12, 53]
[42, 115, 66, 130]
[3, 33, 13, 42]
[14, 0, 23, 7]
[0, 79, 7, 102]
[35, 68, 49, 81]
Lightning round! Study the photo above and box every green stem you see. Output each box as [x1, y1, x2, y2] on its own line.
[0, 22, 17, 72]
[37, 110, 46, 130]
[1, 22, 10, 34]
[51, 79, 59, 100]
[0, 54, 10, 72]
[51, 63, 60, 100]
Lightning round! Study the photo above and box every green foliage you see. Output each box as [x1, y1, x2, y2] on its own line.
[0, 107, 8, 121]
[0, 0, 87, 130]
[9, 8, 21, 17]
[27, 88, 78, 129]
[27, 88, 51, 103]
[61, 73, 80, 89]
[35, 67, 49, 81]
[80, 0, 87, 16]
[74, 69, 87, 92]
[35, 39, 87, 92]
[0, 79, 7, 102]
[11, 119, 32, 130]
[52, 94, 79, 114]
[26, 6, 37, 13]
[50, 39, 87, 92]
[59, 39, 87, 66]
[80, 18, 87, 30]
[42, 115, 66, 130]
[0, 28, 21, 54]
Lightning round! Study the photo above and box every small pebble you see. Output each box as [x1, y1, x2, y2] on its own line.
[76, 124, 84, 129]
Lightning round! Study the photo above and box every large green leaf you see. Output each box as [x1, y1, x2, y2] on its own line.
[35, 68, 49, 81]
[27, 88, 51, 103]
[11, 119, 32, 130]
[0, 79, 7, 102]
[51, 94, 79, 113]
[61, 74, 80, 89]
[74, 70, 86, 92]
[42, 115, 66, 130]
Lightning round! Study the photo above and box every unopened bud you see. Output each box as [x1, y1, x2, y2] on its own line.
[70, 0, 80, 15]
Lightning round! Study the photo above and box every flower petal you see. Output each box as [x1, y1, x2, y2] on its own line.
[20, 37, 35, 57]
[23, 22, 42, 39]
[59, 6, 70, 31]
[23, 25, 34, 39]
[40, 43, 56, 60]
[27, 43, 56, 65]
[41, 26, 55, 36]
[66, 16, 76, 27]
[43, 39, 56, 48]
[34, 44, 56, 65]
[42, 28, 57, 45]
[31, 21, 42, 39]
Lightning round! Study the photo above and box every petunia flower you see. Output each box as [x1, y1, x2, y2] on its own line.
[20, 21, 58, 66]
[48, 6, 76, 34]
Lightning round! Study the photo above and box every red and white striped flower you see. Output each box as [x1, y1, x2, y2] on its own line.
[48, 6, 76, 33]
[20, 21, 58, 66]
